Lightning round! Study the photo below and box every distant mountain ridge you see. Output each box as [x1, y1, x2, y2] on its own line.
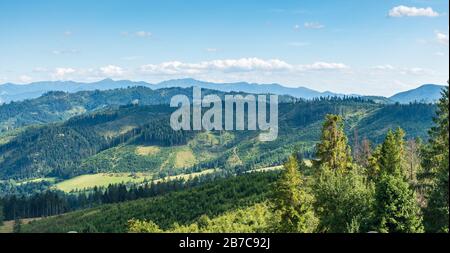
[389, 84, 447, 104]
[0, 78, 446, 104]
[153, 78, 341, 99]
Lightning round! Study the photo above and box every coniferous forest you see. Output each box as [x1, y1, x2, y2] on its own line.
[0, 85, 447, 234]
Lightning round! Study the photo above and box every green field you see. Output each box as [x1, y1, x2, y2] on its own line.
[54, 169, 219, 192]
[54, 173, 154, 192]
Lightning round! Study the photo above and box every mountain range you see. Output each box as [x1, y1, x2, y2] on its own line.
[1, 78, 446, 104]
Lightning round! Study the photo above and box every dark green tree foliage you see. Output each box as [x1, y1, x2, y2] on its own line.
[311, 115, 375, 232]
[313, 167, 374, 233]
[132, 119, 193, 146]
[374, 174, 424, 233]
[272, 155, 316, 232]
[0, 97, 436, 181]
[0, 125, 109, 179]
[315, 114, 352, 171]
[378, 128, 406, 177]
[423, 85, 449, 233]
[374, 128, 424, 233]
[0, 172, 224, 221]
[20, 173, 278, 233]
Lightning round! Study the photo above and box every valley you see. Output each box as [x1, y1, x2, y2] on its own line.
[0, 83, 447, 234]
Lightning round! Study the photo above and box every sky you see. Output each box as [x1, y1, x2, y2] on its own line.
[0, 0, 448, 96]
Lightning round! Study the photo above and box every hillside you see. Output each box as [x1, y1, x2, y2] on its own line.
[389, 84, 446, 104]
[0, 86, 296, 133]
[20, 172, 277, 233]
[0, 97, 436, 181]
[0, 78, 339, 104]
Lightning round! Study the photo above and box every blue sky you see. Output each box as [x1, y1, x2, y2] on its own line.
[0, 0, 448, 96]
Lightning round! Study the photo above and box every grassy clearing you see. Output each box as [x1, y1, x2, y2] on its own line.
[174, 148, 197, 169]
[54, 169, 219, 193]
[54, 173, 153, 192]
[135, 146, 160, 156]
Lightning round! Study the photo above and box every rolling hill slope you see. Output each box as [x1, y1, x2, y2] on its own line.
[20, 172, 277, 233]
[0, 96, 436, 180]
[0, 86, 297, 133]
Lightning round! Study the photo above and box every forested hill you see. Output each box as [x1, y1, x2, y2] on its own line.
[0, 86, 296, 133]
[0, 97, 436, 180]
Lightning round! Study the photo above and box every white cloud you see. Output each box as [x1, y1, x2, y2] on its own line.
[205, 48, 218, 52]
[373, 64, 395, 70]
[304, 22, 324, 29]
[140, 58, 349, 75]
[388, 6, 439, 17]
[298, 62, 349, 71]
[436, 31, 449, 46]
[100, 65, 125, 77]
[372, 65, 435, 76]
[135, 31, 152, 37]
[19, 75, 32, 83]
[52, 68, 76, 80]
[141, 58, 294, 75]
[293, 24, 301, 30]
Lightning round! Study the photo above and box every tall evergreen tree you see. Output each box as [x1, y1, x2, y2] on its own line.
[313, 167, 374, 233]
[315, 114, 352, 171]
[423, 85, 449, 233]
[374, 174, 424, 233]
[378, 128, 406, 177]
[272, 155, 317, 233]
[374, 128, 424, 233]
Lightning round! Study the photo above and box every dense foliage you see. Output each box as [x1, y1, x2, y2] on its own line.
[19, 172, 277, 232]
[0, 97, 436, 181]
[0, 86, 446, 234]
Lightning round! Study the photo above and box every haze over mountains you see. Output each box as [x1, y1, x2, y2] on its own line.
[0, 78, 446, 104]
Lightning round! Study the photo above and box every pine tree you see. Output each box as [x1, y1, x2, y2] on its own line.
[315, 114, 352, 171]
[272, 155, 317, 233]
[423, 85, 449, 233]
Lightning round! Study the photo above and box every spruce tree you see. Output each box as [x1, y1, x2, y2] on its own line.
[374, 174, 424, 233]
[379, 128, 406, 177]
[423, 85, 449, 232]
[374, 128, 424, 233]
[315, 114, 352, 171]
[313, 166, 374, 233]
[272, 155, 317, 233]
